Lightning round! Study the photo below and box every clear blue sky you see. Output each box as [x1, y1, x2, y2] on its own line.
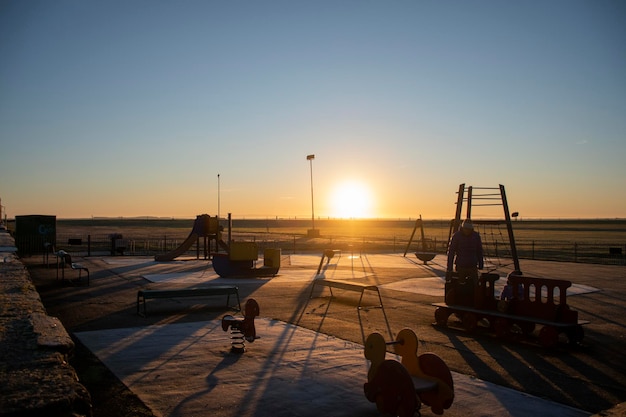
[1, 1, 625, 219]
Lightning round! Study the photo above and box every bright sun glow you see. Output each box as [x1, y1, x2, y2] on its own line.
[330, 180, 373, 219]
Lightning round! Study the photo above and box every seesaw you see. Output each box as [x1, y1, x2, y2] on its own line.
[364, 328, 454, 416]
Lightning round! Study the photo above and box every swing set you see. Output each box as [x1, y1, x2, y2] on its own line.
[404, 184, 520, 271]
[403, 214, 437, 264]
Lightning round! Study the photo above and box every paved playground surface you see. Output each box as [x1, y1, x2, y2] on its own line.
[76, 317, 588, 417]
[56, 252, 625, 417]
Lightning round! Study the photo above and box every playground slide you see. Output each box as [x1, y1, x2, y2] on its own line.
[154, 233, 199, 262]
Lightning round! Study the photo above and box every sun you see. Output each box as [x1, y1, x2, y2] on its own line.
[329, 180, 373, 219]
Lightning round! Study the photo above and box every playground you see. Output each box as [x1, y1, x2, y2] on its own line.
[19, 184, 626, 416]
[26, 250, 626, 417]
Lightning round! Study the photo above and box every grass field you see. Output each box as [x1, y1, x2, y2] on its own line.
[53, 217, 626, 243]
[9, 217, 625, 265]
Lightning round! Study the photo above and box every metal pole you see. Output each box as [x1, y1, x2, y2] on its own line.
[307, 154, 315, 231]
[228, 213, 232, 245]
[466, 186, 473, 220]
[500, 184, 521, 272]
[217, 174, 220, 220]
[453, 183, 465, 233]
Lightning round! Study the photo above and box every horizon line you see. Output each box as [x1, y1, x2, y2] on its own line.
[6, 215, 625, 222]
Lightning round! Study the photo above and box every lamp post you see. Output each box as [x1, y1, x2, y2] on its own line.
[217, 174, 220, 220]
[306, 154, 320, 237]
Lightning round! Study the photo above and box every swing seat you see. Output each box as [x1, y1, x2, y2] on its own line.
[415, 251, 436, 264]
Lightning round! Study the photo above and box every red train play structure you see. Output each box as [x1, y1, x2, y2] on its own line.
[432, 184, 588, 348]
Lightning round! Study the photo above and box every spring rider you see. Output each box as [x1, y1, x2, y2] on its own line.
[221, 298, 260, 353]
[364, 328, 454, 416]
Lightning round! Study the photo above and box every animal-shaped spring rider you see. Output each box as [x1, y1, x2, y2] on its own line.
[364, 328, 454, 416]
[221, 298, 260, 353]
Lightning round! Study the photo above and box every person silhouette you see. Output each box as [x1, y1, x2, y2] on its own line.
[446, 219, 484, 286]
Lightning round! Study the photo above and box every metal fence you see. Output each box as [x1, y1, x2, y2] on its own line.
[35, 232, 626, 266]
[516, 240, 625, 265]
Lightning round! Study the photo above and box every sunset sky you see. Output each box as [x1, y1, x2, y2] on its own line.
[1, 1, 625, 220]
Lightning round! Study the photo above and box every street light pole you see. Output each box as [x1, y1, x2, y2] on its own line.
[306, 154, 319, 237]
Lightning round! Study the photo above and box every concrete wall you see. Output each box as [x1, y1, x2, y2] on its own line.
[0, 226, 91, 416]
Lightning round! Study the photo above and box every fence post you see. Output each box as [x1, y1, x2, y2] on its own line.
[574, 242, 578, 263]
[87, 235, 91, 257]
[532, 241, 535, 260]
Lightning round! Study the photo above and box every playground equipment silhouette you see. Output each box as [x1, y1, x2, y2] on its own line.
[221, 298, 260, 353]
[154, 214, 281, 278]
[432, 184, 588, 348]
[364, 328, 454, 416]
[404, 214, 437, 264]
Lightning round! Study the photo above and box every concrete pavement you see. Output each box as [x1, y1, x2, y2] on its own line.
[61, 252, 626, 417]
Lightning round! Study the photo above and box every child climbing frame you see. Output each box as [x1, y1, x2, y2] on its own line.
[448, 184, 521, 275]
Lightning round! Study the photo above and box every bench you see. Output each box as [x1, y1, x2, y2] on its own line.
[137, 285, 241, 317]
[56, 250, 90, 285]
[309, 279, 384, 310]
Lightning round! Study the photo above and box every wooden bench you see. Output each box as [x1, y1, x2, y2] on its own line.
[56, 250, 89, 285]
[137, 286, 240, 317]
[309, 279, 384, 310]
